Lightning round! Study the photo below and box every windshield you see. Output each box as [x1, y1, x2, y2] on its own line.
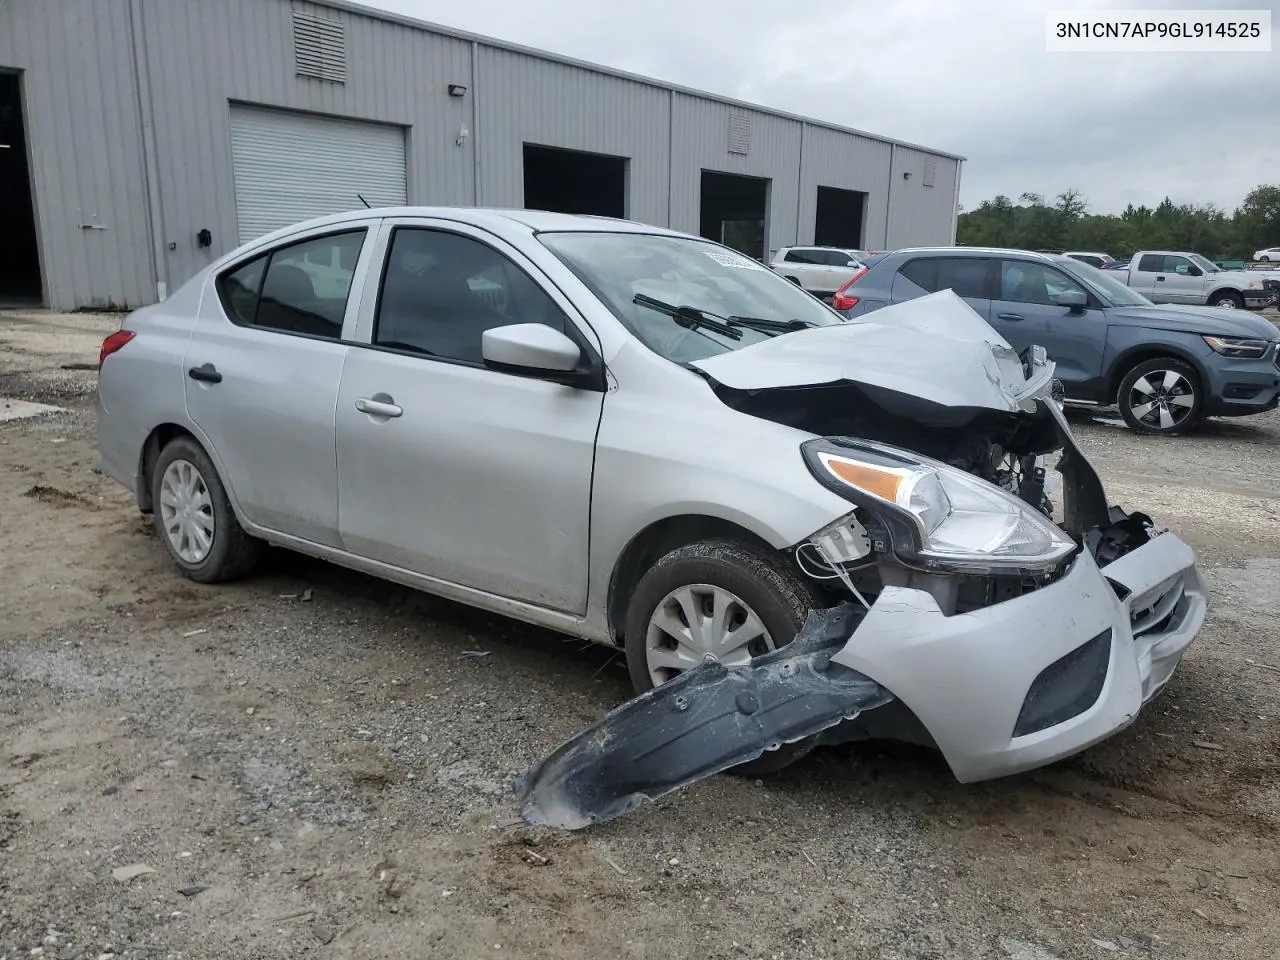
[538, 231, 844, 363]
[1188, 253, 1221, 273]
[1055, 257, 1153, 307]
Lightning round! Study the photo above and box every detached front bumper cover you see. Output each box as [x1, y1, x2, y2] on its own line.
[513, 605, 892, 830]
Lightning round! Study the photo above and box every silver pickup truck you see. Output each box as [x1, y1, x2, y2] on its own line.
[1112, 251, 1280, 310]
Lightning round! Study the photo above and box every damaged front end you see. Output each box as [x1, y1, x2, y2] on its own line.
[515, 292, 1194, 829]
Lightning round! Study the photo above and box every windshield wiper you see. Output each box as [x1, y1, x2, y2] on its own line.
[632, 294, 743, 339]
[725, 315, 815, 334]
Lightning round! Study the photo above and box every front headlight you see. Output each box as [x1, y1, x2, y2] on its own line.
[802, 439, 1077, 576]
[1202, 335, 1271, 359]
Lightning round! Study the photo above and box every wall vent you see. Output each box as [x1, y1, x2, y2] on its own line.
[728, 112, 751, 156]
[293, 10, 347, 83]
[923, 157, 938, 188]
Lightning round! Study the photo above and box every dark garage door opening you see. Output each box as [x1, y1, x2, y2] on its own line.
[700, 171, 769, 261]
[814, 186, 867, 250]
[0, 72, 43, 305]
[523, 144, 627, 218]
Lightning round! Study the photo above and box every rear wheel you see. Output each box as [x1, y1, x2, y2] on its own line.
[623, 538, 823, 775]
[1117, 358, 1204, 436]
[151, 436, 262, 583]
[1208, 290, 1244, 309]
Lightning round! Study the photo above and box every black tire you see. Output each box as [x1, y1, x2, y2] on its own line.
[1208, 289, 1244, 309]
[1116, 357, 1204, 436]
[623, 538, 822, 775]
[784, 275, 801, 285]
[151, 436, 262, 583]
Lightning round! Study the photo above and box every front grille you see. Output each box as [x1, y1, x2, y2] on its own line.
[1129, 579, 1188, 640]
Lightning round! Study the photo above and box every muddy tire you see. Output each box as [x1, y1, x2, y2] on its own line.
[623, 538, 822, 775]
[151, 436, 262, 584]
[1116, 358, 1204, 436]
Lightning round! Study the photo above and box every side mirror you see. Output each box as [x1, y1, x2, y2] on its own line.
[1056, 290, 1087, 311]
[482, 323, 582, 374]
[1186, 265, 1202, 277]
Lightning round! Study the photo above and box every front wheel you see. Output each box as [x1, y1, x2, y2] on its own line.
[1208, 290, 1244, 309]
[1117, 358, 1204, 436]
[623, 539, 822, 775]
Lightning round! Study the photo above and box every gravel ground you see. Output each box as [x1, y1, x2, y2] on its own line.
[1, 309, 1278, 960]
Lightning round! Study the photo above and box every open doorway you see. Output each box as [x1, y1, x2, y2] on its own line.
[0, 72, 42, 305]
[699, 171, 769, 260]
[814, 186, 867, 249]
[522, 144, 628, 218]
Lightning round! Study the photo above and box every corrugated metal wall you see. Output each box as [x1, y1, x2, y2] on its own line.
[0, 0, 960, 310]
[136, 0, 475, 294]
[887, 147, 961, 250]
[797, 124, 893, 249]
[0, 0, 156, 309]
[669, 94, 803, 258]
[474, 47, 670, 224]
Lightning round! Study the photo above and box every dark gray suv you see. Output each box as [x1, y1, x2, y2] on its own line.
[834, 247, 1280, 435]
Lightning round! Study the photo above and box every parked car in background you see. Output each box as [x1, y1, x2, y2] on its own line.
[769, 246, 867, 296]
[1063, 251, 1116, 269]
[834, 246, 1280, 434]
[1254, 246, 1280, 262]
[97, 208, 1206, 803]
[1109, 251, 1277, 310]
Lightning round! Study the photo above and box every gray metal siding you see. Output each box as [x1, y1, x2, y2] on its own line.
[474, 46, 670, 224]
[887, 147, 960, 248]
[0, 0, 961, 310]
[796, 124, 893, 248]
[670, 94, 802, 257]
[0, 0, 156, 310]
[136, 0, 475, 290]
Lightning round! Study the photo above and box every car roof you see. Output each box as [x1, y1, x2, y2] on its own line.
[889, 246, 1064, 263]
[244, 206, 692, 242]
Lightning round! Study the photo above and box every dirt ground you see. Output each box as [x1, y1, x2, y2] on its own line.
[1, 308, 1278, 960]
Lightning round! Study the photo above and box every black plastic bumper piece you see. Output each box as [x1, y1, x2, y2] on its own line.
[513, 604, 893, 830]
[1013, 627, 1113, 738]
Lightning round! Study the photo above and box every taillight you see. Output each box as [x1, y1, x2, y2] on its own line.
[99, 329, 135, 368]
[832, 267, 868, 311]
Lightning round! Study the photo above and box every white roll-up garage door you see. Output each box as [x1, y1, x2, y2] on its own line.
[229, 103, 408, 244]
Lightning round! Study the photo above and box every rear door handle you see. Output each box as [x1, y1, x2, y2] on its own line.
[996, 313, 1024, 322]
[188, 363, 222, 384]
[355, 394, 403, 419]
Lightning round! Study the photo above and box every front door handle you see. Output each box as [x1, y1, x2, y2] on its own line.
[1155, 276, 1166, 282]
[188, 363, 222, 384]
[355, 394, 403, 419]
[996, 313, 1024, 322]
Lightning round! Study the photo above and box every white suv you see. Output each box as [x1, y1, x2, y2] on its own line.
[770, 246, 867, 296]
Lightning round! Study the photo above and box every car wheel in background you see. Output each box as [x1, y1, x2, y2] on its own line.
[1117, 358, 1204, 436]
[784, 275, 801, 285]
[1208, 290, 1244, 309]
[151, 436, 262, 583]
[623, 538, 823, 775]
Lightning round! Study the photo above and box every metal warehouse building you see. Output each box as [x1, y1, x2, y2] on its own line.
[0, 0, 963, 311]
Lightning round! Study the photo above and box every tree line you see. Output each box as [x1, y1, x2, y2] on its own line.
[956, 184, 1280, 260]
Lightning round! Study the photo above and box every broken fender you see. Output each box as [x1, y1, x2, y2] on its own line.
[513, 605, 892, 830]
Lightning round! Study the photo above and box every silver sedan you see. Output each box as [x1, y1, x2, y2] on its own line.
[96, 208, 1205, 805]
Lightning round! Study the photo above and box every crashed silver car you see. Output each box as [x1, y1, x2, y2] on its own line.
[94, 209, 1206, 830]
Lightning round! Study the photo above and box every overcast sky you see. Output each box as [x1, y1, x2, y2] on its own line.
[355, 0, 1279, 216]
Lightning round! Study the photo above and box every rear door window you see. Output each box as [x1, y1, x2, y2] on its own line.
[215, 229, 367, 339]
[1136, 254, 1164, 272]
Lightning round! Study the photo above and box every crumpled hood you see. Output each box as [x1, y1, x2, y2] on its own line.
[690, 289, 1054, 413]
[1105, 303, 1279, 339]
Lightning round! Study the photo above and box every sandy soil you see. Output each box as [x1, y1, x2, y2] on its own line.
[1, 309, 1278, 960]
